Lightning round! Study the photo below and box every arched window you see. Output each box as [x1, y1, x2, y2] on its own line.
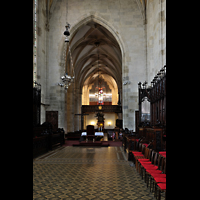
[141, 97, 151, 122]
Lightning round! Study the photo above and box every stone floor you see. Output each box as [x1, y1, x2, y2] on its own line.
[33, 146, 157, 199]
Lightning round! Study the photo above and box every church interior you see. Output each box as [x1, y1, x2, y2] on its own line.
[33, 0, 166, 199]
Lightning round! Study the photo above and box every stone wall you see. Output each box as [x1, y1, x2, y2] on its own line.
[146, 0, 166, 83]
[37, 0, 48, 123]
[66, 0, 146, 131]
[45, 0, 67, 128]
[36, 0, 166, 132]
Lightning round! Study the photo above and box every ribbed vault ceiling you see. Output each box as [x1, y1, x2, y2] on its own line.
[68, 21, 122, 90]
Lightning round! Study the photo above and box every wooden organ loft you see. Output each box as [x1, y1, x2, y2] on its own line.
[132, 65, 166, 152]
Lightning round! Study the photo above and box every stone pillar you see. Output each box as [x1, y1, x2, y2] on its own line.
[66, 84, 74, 132]
[74, 87, 82, 131]
[118, 113, 122, 120]
[118, 89, 121, 106]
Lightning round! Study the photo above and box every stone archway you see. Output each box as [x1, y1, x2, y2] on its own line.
[64, 15, 125, 132]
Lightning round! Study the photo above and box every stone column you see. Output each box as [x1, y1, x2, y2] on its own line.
[66, 83, 74, 132]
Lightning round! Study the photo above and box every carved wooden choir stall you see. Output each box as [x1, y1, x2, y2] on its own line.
[123, 65, 166, 154]
[33, 82, 65, 158]
[137, 65, 166, 151]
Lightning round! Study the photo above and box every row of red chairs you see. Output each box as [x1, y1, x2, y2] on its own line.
[131, 144, 166, 200]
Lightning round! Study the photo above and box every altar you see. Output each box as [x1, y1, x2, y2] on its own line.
[81, 132, 104, 136]
[75, 131, 107, 147]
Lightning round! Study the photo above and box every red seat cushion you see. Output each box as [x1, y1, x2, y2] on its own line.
[144, 166, 158, 170]
[139, 159, 150, 161]
[140, 161, 152, 164]
[132, 153, 143, 156]
[146, 169, 162, 174]
[142, 163, 157, 167]
[154, 177, 166, 183]
[132, 152, 143, 154]
[157, 183, 166, 190]
[151, 174, 166, 178]
[141, 162, 153, 165]
[159, 152, 166, 157]
[135, 155, 145, 157]
[142, 163, 156, 166]
[138, 159, 150, 161]
[141, 162, 153, 164]
[133, 154, 143, 156]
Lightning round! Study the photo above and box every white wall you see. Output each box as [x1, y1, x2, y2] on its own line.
[104, 113, 118, 129]
[146, 0, 166, 82]
[85, 113, 118, 129]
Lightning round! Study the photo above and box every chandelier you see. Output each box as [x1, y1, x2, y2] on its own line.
[57, 23, 75, 92]
[58, 72, 74, 91]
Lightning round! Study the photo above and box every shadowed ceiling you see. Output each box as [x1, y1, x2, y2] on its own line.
[68, 21, 122, 90]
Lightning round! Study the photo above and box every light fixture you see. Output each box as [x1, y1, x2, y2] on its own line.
[58, 72, 74, 91]
[91, 121, 95, 125]
[64, 23, 70, 43]
[108, 122, 111, 125]
[33, 81, 41, 90]
[123, 81, 131, 85]
[65, 36, 69, 43]
[64, 23, 70, 36]
[57, 23, 75, 92]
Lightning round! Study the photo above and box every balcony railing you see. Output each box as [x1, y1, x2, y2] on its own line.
[82, 105, 122, 113]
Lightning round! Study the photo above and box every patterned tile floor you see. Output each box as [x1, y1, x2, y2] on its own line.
[33, 146, 157, 200]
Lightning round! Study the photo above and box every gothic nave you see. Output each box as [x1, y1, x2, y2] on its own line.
[33, 0, 166, 199]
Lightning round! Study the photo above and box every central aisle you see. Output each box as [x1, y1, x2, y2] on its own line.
[33, 146, 156, 199]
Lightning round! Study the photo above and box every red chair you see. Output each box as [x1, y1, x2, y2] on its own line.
[159, 151, 166, 158]
[154, 177, 166, 183]
[134, 147, 151, 171]
[143, 152, 163, 182]
[140, 151, 157, 179]
[131, 143, 145, 166]
[155, 183, 166, 200]
[150, 156, 166, 198]
[150, 174, 166, 192]
[140, 151, 158, 169]
[137, 149, 153, 173]
[143, 143, 149, 147]
[153, 177, 166, 195]
[141, 156, 159, 171]
[131, 143, 143, 156]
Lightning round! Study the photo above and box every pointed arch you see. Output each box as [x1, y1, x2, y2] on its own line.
[69, 14, 125, 61]
[64, 14, 125, 93]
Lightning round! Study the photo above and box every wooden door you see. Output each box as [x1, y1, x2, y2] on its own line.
[46, 111, 58, 132]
